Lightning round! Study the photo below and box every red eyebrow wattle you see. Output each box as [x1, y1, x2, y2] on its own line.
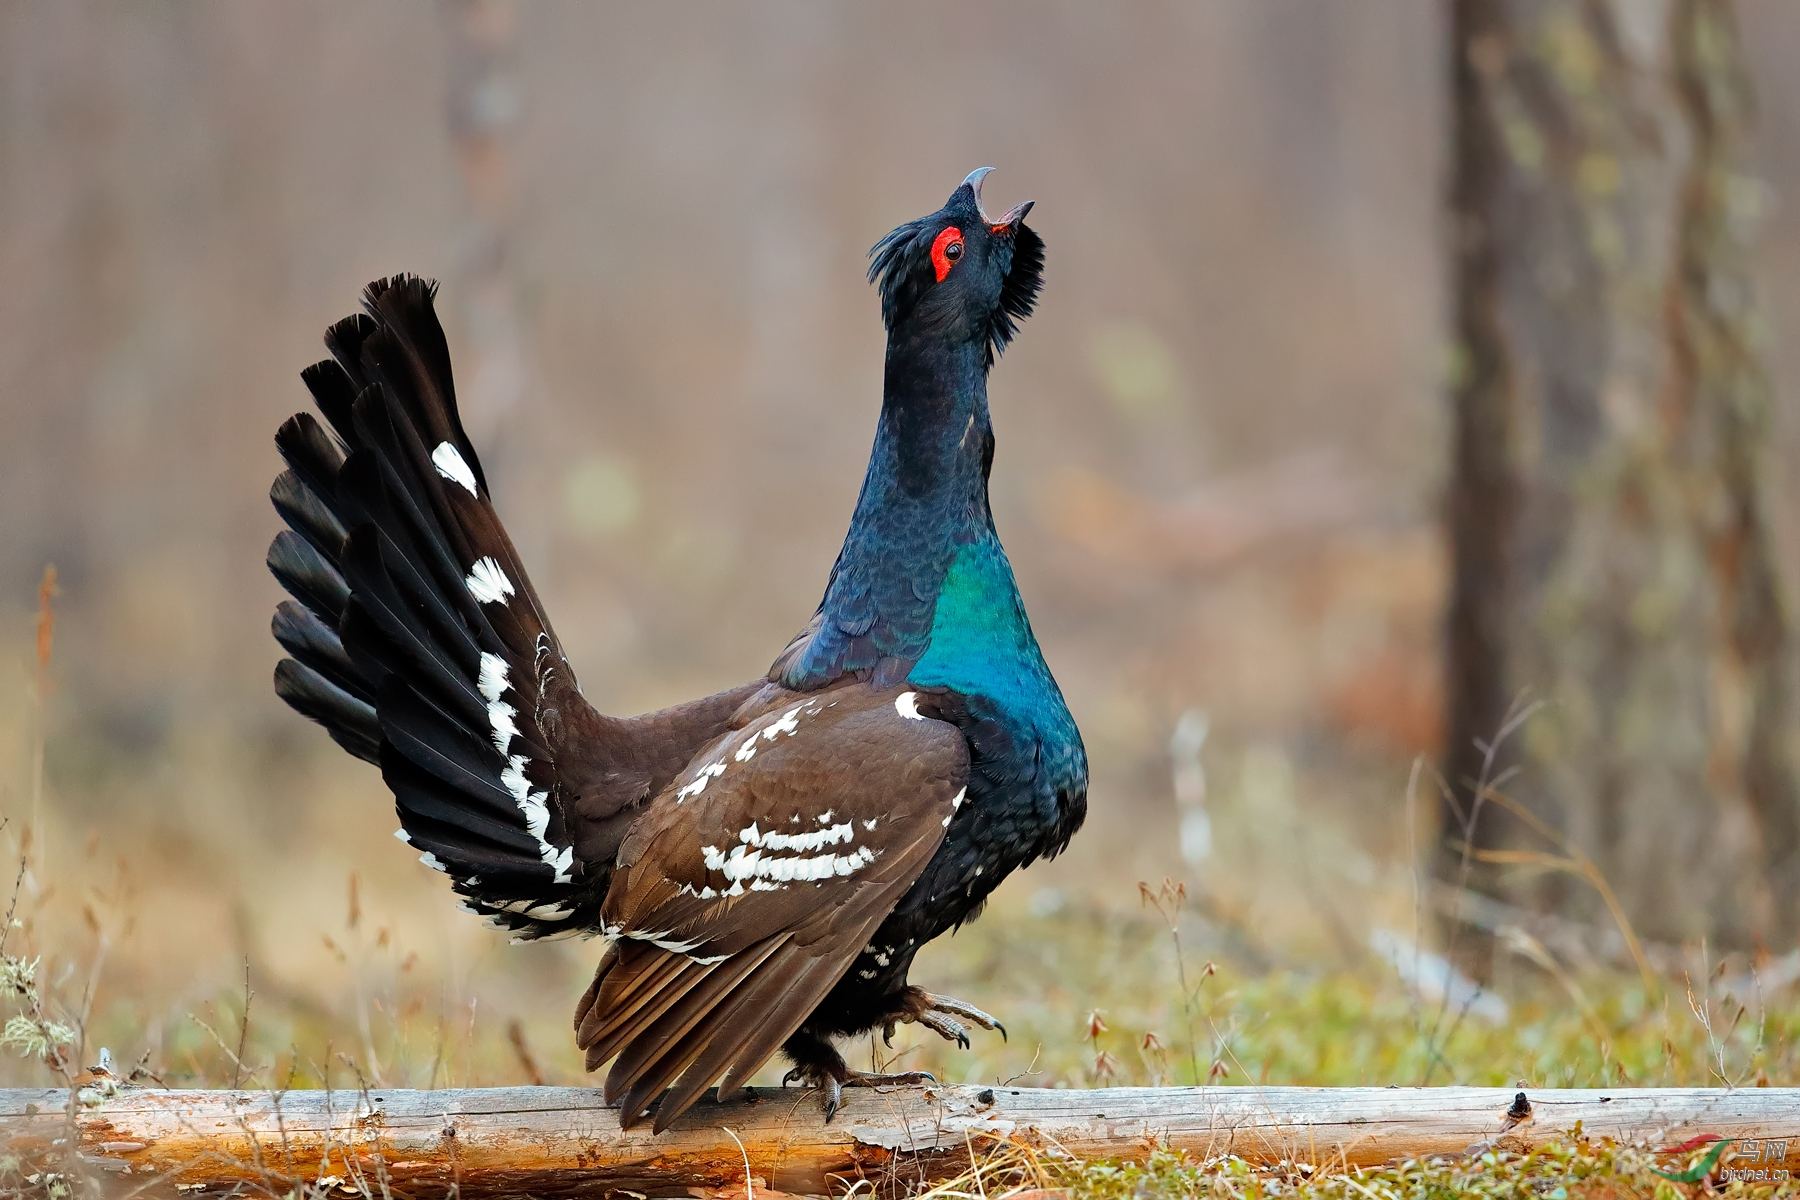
[930, 226, 963, 282]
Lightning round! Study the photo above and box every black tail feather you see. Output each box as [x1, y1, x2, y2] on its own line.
[267, 530, 349, 627]
[272, 600, 365, 700]
[270, 470, 348, 560]
[269, 274, 600, 940]
[274, 659, 380, 763]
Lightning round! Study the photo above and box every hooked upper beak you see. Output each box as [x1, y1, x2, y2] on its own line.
[961, 166, 1034, 232]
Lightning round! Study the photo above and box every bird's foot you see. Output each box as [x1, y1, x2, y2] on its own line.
[781, 1063, 935, 1122]
[883, 990, 1007, 1049]
[844, 1068, 936, 1088]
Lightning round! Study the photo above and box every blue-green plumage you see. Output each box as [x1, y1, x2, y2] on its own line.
[773, 173, 1087, 1027]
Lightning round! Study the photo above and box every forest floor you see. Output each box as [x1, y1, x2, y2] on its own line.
[5, 576, 1795, 1197]
[4, 860, 1796, 1198]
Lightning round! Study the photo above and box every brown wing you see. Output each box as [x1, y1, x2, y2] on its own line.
[573, 687, 968, 1130]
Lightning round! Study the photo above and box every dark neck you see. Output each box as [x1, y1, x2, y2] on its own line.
[779, 332, 995, 687]
[865, 332, 992, 517]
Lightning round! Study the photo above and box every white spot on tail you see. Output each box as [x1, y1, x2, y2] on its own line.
[478, 652, 510, 702]
[432, 441, 479, 497]
[481, 667, 571, 882]
[895, 692, 924, 720]
[486, 897, 576, 919]
[419, 851, 447, 873]
[499, 755, 536, 809]
[486, 700, 520, 753]
[494, 753, 573, 884]
[466, 557, 516, 605]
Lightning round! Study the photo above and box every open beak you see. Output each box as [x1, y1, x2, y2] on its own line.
[961, 166, 1034, 233]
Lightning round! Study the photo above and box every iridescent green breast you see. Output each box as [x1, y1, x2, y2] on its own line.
[908, 538, 1082, 784]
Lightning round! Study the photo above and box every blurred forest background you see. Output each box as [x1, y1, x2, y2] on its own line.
[2, 1, 1798, 1094]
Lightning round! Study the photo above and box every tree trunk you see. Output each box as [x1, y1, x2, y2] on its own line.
[1443, 0, 1800, 946]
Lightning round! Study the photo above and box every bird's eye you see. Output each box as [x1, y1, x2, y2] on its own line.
[930, 226, 965, 282]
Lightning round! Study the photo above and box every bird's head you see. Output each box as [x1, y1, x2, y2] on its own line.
[868, 167, 1045, 366]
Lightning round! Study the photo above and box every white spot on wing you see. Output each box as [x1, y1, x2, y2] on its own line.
[621, 927, 728, 964]
[895, 691, 924, 720]
[762, 705, 804, 740]
[676, 760, 727, 803]
[466, 557, 516, 605]
[738, 821, 854, 853]
[432, 441, 479, 496]
[701, 840, 876, 883]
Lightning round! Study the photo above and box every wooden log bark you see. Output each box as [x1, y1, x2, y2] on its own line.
[3, 1084, 1798, 1196]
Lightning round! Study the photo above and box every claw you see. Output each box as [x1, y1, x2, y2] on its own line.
[885, 990, 1007, 1050]
[921, 992, 1004, 1032]
[917, 1011, 971, 1049]
[820, 1074, 842, 1123]
[781, 1066, 805, 1088]
[882, 1022, 896, 1048]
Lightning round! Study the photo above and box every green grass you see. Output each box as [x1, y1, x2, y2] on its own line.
[6, 857, 1796, 1197]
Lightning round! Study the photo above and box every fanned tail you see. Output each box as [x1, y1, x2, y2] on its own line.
[269, 275, 597, 939]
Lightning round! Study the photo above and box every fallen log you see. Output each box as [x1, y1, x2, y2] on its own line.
[3, 1082, 1797, 1196]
